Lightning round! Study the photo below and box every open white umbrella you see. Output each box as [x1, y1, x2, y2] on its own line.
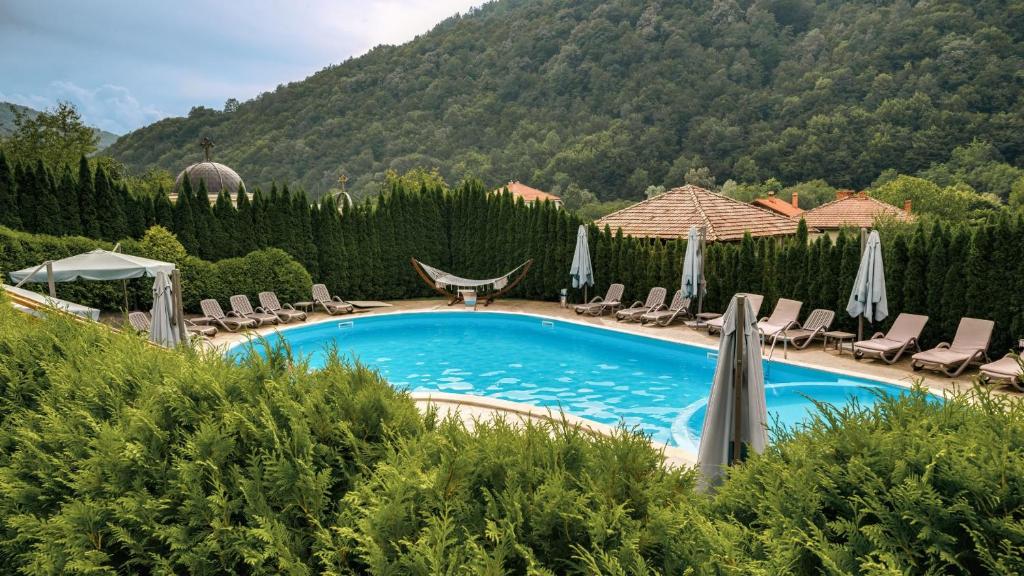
[9, 249, 174, 285]
[149, 271, 180, 347]
[570, 225, 594, 301]
[698, 294, 768, 491]
[846, 230, 888, 340]
[681, 226, 702, 300]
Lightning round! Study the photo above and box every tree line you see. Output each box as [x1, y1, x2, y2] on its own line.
[3, 150, 1023, 352]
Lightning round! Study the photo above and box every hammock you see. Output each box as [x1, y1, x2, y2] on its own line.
[411, 258, 533, 306]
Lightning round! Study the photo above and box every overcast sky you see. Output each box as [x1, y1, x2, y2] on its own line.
[0, 0, 481, 134]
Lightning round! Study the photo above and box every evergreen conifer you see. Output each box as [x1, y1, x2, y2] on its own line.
[77, 156, 99, 237]
[0, 152, 20, 229]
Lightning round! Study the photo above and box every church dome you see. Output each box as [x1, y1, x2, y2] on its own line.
[174, 161, 244, 197]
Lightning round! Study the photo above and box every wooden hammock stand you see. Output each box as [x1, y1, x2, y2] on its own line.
[411, 258, 534, 306]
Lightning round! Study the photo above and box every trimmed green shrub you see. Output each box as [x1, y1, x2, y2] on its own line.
[712, 388, 1024, 574]
[0, 225, 312, 312]
[0, 300, 423, 574]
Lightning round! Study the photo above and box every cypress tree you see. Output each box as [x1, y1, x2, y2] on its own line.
[34, 162, 62, 236]
[737, 233, 757, 294]
[77, 156, 100, 238]
[57, 166, 80, 235]
[902, 225, 928, 317]
[0, 152, 21, 229]
[924, 222, 949, 340]
[803, 238, 821, 310]
[153, 186, 174, 229]
[94, 166, 126, 240]
[885, 233, 909, 320]
[250, 188, 270, 248]
[122, 185, 147, 238]
[964, 226, 992, 321]
[191, 180, 215, 260]
[234, 185, 256, 255]
[173, 178, 198, 253]
[837, 231, 860, 332]
[15, 163, 38, 232]
[815, 234, 833, 311]
[211, 191, 235, 260]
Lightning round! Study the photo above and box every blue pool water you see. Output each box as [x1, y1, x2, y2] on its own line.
[237, 312, 915, 450]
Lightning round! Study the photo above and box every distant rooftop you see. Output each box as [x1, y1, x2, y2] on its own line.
[595, 185, 802, 241]
[751, 192, 804, 218]
[801, 190, 912, 230]
[500, 181, 562, 205]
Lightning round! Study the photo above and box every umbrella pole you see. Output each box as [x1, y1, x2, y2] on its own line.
[171, 269, 188, 344]
[732, 295, 745, 465]
[858, 228, 867, 341]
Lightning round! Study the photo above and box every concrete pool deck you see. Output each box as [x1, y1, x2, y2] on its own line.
[210, 298, 1020, 466]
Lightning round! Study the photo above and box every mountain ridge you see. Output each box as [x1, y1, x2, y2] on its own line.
[106, 0, 1024, 199]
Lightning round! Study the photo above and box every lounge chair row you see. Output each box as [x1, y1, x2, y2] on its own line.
[199, 284, 356, 332]
[573, 284, 1022, 389]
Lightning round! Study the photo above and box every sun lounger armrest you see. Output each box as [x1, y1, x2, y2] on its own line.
[587, 296, 604, 304]
[627, 300, 643, 309]
[254, 306, 269, 314]
[226, 311, 244, 318]
[870, 332, 885, 339]
[935, 342, 951, 349]
[332, 296, 345, 302]
[282, 303, 296, 310]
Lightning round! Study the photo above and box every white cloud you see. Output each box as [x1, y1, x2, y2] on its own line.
[1, 82, 164, 135]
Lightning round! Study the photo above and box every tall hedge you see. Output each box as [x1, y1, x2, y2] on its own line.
[5, 151, 1024, 351]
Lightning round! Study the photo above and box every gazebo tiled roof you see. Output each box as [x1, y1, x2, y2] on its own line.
[501, 181, 562, 205]
[801, 191, 912, 230]
[595, 185, 802, 241]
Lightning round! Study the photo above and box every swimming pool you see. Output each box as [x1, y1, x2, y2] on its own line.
[236, 311, 916, 450]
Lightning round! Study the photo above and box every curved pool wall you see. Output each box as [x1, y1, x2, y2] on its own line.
[233, 311, 920, 449]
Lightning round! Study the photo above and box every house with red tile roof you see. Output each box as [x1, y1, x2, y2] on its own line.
[595, 185, 802, 242]
[751, 191, 804, 218]
[800, 190, 912, 238]
[498, 181, 562, 207]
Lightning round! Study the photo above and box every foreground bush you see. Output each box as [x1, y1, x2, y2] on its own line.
[0, 302, 422, 574]
[0, 299, 1022, 574]
[714, 390, 1024, 574]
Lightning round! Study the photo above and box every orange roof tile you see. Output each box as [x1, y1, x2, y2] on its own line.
[801, 193, 912, 229]
[751, 195, 804, 218]
[500, 181, 562, 204]
[595, 185, 802, 241]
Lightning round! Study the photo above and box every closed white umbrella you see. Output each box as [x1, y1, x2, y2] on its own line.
[149, 271, 180, 347]
[846, 230, 888, 340]
[570, 225, 594, 301]
[698, 294, 768, 491]
[681, 226, 702, 299]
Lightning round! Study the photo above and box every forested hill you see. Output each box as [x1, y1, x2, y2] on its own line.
[107, 0, 1024, 200]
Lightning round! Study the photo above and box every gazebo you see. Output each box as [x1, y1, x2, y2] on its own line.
[8, 249, 187, 342]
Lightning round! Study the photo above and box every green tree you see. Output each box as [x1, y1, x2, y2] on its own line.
[93, 166, 126, 241]
[77, 155, 100, 238]
[1, 102, 98, 167]
[0, 151, 20, 229]
[55, 165, 80, 236]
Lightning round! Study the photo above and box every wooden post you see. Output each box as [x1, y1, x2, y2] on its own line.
[171, 269, 188, 344]
[858, 228, 867, 341]
[731, 295, 745, 465]
[46, 261, 55, 298]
